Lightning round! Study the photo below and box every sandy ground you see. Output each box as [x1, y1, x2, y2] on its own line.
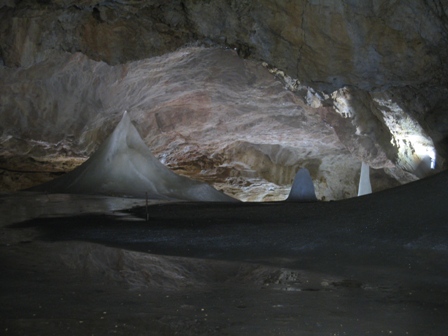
[1, 171, 448, 335]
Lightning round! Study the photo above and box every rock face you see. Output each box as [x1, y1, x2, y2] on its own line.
[1, 47, 366, 200]
[0, 0, 447, 200]
[189, 1, 448, 93]
[2, 0, 447, 91]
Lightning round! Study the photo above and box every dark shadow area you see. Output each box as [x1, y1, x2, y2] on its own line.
[10, 170, 448, 282]
[2, 171, 448, 335]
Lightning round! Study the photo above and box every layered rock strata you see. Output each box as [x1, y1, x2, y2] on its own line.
[0, 47, 407, 200]
[1, 0, 446, 200]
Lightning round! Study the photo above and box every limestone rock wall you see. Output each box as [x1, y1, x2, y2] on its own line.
[1, 0, 447, 91]
[1, 0, 447, 198]
[0, 47, 384, 200]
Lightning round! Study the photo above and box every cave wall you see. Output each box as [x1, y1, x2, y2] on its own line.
[2, 0, 447, 91]
[1, 0, 447, 199]
[1, 47, 368, 200]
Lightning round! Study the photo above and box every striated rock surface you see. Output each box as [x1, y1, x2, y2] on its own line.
[1, 47, 367, 200]
[1, 0, 447, 200]
[1, 0, 447, 90]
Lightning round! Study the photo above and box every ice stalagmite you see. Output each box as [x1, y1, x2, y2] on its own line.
[28, 112, 237, 202]
[286, 168, 317, 202]
[357, 162, 372, 196]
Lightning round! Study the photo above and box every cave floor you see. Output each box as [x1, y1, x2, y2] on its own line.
[2, 241, 445, 336]
[1, 172, 448, 335]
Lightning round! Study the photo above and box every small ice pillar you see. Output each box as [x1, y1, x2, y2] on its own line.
[287, 168, 317, 202]
[425, 147, 436, 170]
[358, 162, 372, 196]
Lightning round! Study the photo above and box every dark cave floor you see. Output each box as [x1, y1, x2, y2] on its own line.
[1, 171, 448, 335]
[2, 242, 446, 336]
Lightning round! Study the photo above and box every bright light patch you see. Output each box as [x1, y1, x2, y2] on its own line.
[372, 94, 436, 175]
[414, 144, 436, 170]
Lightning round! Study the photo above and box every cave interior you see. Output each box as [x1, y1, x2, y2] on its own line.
[1, 1, 448, 335]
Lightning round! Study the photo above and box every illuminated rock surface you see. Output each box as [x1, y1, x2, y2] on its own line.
[0, 47, 365, 200]
[1, 0, 447, 199]
[0, 47, 424, 200]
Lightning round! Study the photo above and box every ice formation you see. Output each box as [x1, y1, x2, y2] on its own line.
[286, 168, 317, 202]
[357, 162, 372, 196]
[28, 112, 237, 202]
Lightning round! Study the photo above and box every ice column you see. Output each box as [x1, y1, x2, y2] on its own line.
[358, 162, 372, 196]
[287, 168, 317, 202]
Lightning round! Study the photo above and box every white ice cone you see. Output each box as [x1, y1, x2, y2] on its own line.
[28, 111, 237, 202]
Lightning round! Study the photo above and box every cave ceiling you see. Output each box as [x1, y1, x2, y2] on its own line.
[0, 0, 447, 200]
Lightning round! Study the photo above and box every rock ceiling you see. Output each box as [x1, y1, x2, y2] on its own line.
[1, 0, 447, 201]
